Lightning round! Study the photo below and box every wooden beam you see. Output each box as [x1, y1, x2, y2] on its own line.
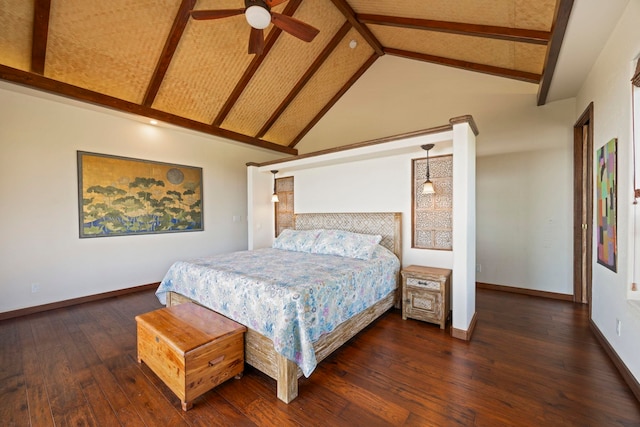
[385, 47, 541, 84]
[143, 0, 196, 107]
[213, 0, 303, 127]
[0, 64, 298, 155]
[537, 0, 574, 105]
[329, 0, 384, 56]
[289, 52, 379, 148]
[31, 0, 51, 74]
[256, 21, 352, 139]
[357, 14, 550, 45]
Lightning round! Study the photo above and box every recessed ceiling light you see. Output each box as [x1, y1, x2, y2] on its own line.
[149, 119, 158, 125]
[349, 39, 357, 49]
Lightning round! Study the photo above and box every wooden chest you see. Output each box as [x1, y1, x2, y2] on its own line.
[401, 265, 452, 329]
[135, 302, 246, 411]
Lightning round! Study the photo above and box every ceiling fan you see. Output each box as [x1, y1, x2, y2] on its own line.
[190, 0, 320, 56]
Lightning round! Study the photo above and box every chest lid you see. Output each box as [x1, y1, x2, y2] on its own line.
[136, 302, 246, 355]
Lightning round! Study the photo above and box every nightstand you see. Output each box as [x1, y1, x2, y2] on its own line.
[401, 265, 451, 329]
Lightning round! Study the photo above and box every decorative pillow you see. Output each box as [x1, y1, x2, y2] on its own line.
[272, 229, 322, 253]
[311, 229, 382, 260]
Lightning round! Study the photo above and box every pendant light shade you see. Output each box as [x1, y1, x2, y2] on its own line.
[271, 170, 279, 203]
[421, 144, 436, 195]
[422, 180, 435, 195]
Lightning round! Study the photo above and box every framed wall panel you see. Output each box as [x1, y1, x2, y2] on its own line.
[412, 155, 453, 250]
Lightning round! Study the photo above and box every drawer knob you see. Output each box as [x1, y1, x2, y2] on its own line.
[418, 281, 428, 286]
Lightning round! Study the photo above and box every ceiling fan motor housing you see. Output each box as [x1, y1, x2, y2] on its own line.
[245, 0, 271, 29]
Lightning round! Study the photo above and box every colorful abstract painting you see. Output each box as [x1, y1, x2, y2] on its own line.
[77, 152, 203, 238]
[596, 138, 617, 272]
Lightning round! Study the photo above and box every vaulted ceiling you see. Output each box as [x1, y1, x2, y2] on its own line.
[0, 0, 571, 155]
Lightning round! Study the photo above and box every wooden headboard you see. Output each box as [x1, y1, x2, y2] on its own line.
[293, 212, 402, 262]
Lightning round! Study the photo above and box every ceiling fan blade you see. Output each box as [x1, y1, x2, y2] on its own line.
[266, 0, 289, 7]
[190, 9, 245, 20]
[271, 12, 319, 42]
[248, 27, 265, 55]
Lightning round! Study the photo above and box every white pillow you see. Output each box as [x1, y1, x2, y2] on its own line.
[272, 229, 322, 253]
[311, 229, 382, 260]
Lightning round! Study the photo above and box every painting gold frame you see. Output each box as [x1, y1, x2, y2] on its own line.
[77, 151, 203, 238]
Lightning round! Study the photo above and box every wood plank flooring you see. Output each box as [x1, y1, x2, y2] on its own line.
[1, 289, 639, 426]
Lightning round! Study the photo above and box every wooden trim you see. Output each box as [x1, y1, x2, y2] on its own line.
[256, 21, 352, 138]
[289, 52, 380, 147]
[257, 122, 452, 167]
[31, 0, 51, 74]
[0, 65, 298, 155]
[537, 0, 574, 106]
[450, 115, 479, 136]
[329, 0, 384, 56]
[477, 282, 574, 301]
[385, 48, 541, 84]
[357, 14, 550, 45]
[451, 311, 477, 341]
[213, 0, 303, 127]
[143, 0, 196, 107]
[573, 102, 594, 306]
[0, 283, 159, 321]
[590, 319, 640, 402]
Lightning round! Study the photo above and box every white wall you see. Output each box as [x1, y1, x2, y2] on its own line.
[273, 142, 455, 268]
[575, 0, 640, 382]
[0, 82, 279, 313]
[477, 141, 574, 294]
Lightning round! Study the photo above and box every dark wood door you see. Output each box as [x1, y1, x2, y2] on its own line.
[573, 103, 594, 306]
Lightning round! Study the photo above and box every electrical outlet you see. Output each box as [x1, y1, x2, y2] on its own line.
[476, 263, 482, 273]
[616, 318, 621, 336]
[31, 283, 40, 293]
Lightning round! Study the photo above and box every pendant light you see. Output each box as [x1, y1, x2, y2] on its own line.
[421, 144, 435, 195]
[271, 170, 279, 203]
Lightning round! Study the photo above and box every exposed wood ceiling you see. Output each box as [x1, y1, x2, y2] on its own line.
[0, 0, 571, 155]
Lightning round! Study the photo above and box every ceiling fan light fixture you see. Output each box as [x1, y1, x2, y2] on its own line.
[245, 5, 271, 29]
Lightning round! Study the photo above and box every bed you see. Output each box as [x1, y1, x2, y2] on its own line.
[155, 212, 402, 403]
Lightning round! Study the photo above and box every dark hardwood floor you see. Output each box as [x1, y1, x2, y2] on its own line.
[1, 289, 639, 426]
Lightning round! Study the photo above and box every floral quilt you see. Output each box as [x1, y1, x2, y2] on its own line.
[155, 246, 399, 377]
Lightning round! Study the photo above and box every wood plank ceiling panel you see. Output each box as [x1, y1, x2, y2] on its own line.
[263, 27, 374, 145]
[0, 0, 35, 71]
[150, 7, 253, 123]
[370, 25, 547, 75]
[220, 0, 345, 140]
[347, 0, 556, 31]
[45, 0, 180, 104]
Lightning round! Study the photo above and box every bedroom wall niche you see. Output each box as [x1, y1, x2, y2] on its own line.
[247, 117, 478, 338]
[275, 176, 294, 237]
[412, 154, 453, 250]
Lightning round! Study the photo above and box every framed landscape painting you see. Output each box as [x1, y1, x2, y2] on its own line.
[596, 138, 617, 272]
[77, 151, 203, 238]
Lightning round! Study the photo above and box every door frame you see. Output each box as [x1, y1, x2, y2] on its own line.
[573, 102, 594, 307]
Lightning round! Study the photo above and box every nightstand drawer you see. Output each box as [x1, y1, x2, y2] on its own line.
[406, 277, 441, 290]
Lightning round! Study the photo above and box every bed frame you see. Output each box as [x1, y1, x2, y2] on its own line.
[166, 212, 402, 403]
